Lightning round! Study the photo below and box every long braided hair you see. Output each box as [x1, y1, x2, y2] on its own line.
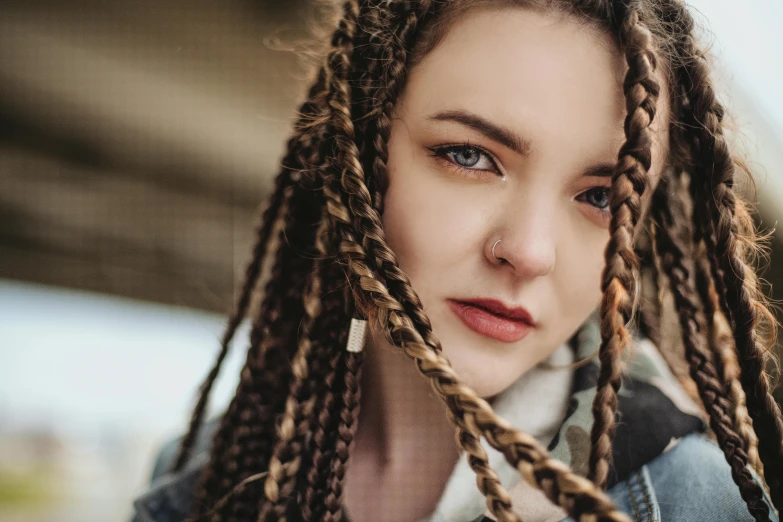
[170, 1, 782, 520]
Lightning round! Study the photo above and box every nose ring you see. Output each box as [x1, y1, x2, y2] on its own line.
[492, 239, 504, 262]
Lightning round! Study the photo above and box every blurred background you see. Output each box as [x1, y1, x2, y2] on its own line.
[0, 1, 781, 521]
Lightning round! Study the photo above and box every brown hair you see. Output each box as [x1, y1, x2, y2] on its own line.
[170, 1, 783, 520]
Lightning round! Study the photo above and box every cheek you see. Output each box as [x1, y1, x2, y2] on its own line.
[557, 225, 607, 323]
[382, 190, 474, 274]
[380, 134, 486, 294]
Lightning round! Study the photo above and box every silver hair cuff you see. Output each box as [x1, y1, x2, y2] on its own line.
[346, 318, 368, 353]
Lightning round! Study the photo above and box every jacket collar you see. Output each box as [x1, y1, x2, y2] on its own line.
[133, 449, 211, 522]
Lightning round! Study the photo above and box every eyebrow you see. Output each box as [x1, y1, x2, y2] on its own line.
[427, 109, 532, 156]
[583, 164, 616, 178]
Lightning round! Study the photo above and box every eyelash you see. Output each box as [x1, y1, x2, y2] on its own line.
[428, 142, 612, 217]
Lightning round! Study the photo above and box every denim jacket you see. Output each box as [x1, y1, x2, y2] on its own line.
[130, 319, 778, 522]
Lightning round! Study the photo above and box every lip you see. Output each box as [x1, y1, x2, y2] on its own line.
[447, 298, 535, 343]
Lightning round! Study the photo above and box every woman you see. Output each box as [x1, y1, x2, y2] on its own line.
[131, 0, 782, 521]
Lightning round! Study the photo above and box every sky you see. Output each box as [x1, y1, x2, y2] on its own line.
[0, 279, 246, 440]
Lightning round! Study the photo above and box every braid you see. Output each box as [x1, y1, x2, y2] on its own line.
[713, 321, 765, 478]
[652, 176, 773, 522]
[191, 192, 289, 519]
[450, 408, 518, 520]
[663, 2, 731, 329]
[185, 66, 333, 518]
[662, 1, 783, 507]
[301, 348, 348, 520]
[351, 0, 388, 211]
[182, 2, 372, 518]
[219, 146, 328, 521]
[693, 243, 729, 386]
[703, 122, 783, 509]
[323, 350, 364, 522]
[589, 4, 661, 489]
[694, 244, 762, 477]
[637, 229, 663, 350]
[171, 69, 330, 474]
[172, 180, 291, 475]
[257, 209, 332, 521]
[233, 187, 326, 522]
[259, 2, 371, 519]
[706, 136, 783, 509]
[285, 272, 351, 522]
[363, 1, 443, 350]
[287, 4, 372, 521]
[658, 0, 760, 481]
[291, 264, 355, 522]
[209, 186, 319, 521]
[720, 333, 765, 481]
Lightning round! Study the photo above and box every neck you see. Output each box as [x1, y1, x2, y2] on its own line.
[343, 331, 461, 521]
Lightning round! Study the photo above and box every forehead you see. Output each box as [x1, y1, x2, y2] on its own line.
[399, 8, 667, 156]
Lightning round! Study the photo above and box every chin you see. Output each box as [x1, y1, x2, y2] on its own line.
[446, 349, 526, 400]
[470, 379, 517, 401]
[441, 331, 549, 401]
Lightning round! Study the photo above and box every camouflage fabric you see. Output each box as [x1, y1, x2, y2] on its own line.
[546, 315, 706, 487]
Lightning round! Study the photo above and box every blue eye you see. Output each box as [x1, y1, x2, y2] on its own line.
[578, 187, 610, 210]
[428, 144, 499, 173]
[450, 147, 482, 167]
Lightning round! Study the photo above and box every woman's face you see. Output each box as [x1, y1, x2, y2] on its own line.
[380, 8, 669, 398]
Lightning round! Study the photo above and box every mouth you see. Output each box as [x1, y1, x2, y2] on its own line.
[447, 298, 535, 343]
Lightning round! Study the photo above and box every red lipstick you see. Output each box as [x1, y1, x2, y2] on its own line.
[447, 298, 534, 343]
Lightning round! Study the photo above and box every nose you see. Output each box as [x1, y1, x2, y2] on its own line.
[487, 201, 557, 279]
